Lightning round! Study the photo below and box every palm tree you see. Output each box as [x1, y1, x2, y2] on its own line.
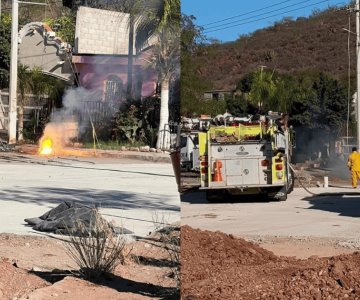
[88, 0, 180, 149]
[136, 0, 180, 149]
[99, 0, 151, 100]
[111, 0, 180, 149]
[28, 67, 53, 104]
[17, 65, 55, 141]
[146, 0, 180, 149]
[249, 67, 276, 114]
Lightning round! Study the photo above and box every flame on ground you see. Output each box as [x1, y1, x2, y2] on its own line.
[39, 137, 53, 155]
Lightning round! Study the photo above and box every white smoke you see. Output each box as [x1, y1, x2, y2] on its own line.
[39, 87, 102, 151]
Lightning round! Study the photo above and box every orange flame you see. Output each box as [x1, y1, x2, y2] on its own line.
[39, 137, 53, 155]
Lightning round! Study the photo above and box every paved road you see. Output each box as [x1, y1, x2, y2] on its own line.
[181, 186, 360, 240]
[0, 153, 180, 238]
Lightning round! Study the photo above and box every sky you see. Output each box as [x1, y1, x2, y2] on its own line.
[181, 0, 351, 42]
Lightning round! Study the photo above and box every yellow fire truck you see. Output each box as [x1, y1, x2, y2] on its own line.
[197, 112, 295, 201]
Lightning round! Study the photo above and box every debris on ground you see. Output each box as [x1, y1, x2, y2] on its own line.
[181, 225, 360, 300]
[24, 201, 132, 236]
[0, 139, 15, 152]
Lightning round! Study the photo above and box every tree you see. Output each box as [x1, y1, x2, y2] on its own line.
[180, 14, 212, 116]
[248, 67, 276, 113]
[0, 13, 11, 89]
[313, 73, 348, 134]
[226, 94, 251, 117]
[17, 65, 61, 141]
[44, 13, 76, 46]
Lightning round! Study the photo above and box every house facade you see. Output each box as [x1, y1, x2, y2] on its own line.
[72, 6, 158, 103]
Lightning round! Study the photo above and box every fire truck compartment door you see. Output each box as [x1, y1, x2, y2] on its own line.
[225, 158, 261, 186]
[242, 158, 261, 184]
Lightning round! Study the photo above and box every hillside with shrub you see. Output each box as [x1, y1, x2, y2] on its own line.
[184, 6, 356, 92]
[181, 5, 358, 160]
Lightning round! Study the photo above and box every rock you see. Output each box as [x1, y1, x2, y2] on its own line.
[121, 146, 129, 151]
[337, 277, 350, 289]
[31, 266, 45, 272]
[156, 149, 163, 153]
[130, 147, 140, 152]
[149, 148, 156, 152]
[140, 145, 150, 152]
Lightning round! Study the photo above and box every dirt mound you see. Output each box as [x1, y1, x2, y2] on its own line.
[181, 226, 277, 266]
[0, 258, 49, 299]
[181, 226, 360, 300]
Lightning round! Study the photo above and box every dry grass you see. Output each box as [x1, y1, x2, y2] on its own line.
[158, 226, 180, 285]
[152, 213, 180, 286]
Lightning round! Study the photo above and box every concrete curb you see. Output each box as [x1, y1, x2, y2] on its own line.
[94, 150, 171, 163]
[15, 144, 172, 163]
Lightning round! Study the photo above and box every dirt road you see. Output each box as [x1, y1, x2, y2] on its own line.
[0, 153, 180, 299]
[0, 153, 180, 238]
[181, 187, 360, 257]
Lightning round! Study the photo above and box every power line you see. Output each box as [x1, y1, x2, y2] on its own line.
[201, 0, 294, 27]
[204, 0, 342, 34]
[204, 0, 313, 31]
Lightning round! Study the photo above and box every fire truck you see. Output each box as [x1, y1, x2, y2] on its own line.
[179, 115, 212, 172]
[194, 112, 295, 201]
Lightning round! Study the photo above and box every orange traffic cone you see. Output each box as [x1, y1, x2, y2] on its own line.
[212, 160, 223, 182]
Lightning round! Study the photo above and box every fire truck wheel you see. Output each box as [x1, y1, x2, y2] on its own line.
[287, 169, 295, 194]
[273, 187, 287, 201]
[277, 192, 287, 201]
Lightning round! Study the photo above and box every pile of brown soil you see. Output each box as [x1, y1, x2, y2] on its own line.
[0, 258, 49, 299]
[181, 226, 360, 300]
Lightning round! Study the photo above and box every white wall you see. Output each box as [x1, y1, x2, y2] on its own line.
[75, 6, 131, 55]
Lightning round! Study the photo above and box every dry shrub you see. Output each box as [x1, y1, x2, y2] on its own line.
[152, 213, 180, 286]
[159, 225, 180, 285]
[63, 210, 127, 281]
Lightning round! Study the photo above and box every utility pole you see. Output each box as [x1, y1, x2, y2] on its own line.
[357, 0, 360, 149]
[8, 0, 19, 144]
[8, 1, 47, 144]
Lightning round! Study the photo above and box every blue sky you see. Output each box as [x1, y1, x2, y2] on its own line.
[181, 0, 351, 42]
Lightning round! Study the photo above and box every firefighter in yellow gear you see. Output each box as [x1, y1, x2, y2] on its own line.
[348, 147, 360, 188]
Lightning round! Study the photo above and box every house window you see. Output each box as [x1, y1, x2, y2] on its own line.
[104, 75, 123, 102]
[212, 93, 219, 100]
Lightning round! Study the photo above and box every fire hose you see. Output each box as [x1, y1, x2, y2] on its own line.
[288, 162, 318, 196]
